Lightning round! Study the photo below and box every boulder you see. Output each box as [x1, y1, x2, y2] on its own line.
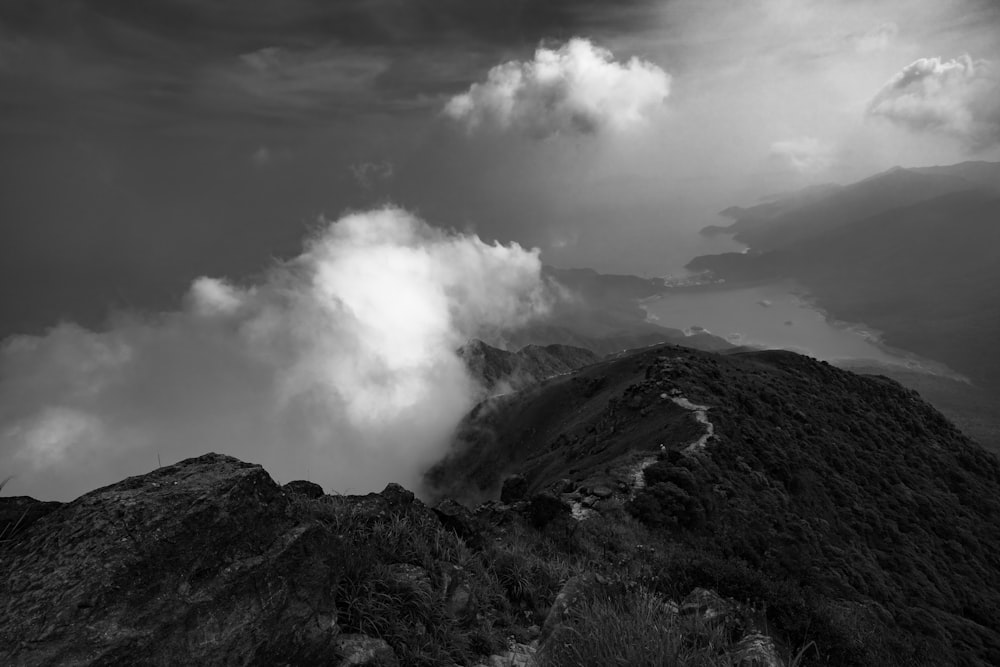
[381, 482, 415, 506]
[0, 453, 342, 665]
[433, 498, 483, 548]
[283, 479, 325, 499]
[335, 634, 399, 667]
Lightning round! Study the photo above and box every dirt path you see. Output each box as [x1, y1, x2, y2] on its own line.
[668, 396, 715, 453]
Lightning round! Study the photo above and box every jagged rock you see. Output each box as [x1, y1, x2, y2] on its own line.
[283, 479, 324, 499]
[433, 498, 483, 548]
[335, 634, 399, 667]
[500, 474, 529, 504]
[381, 482, 415, 506]
[0, 453, 342, 665]
[731, 632, 785, 667]
[0, 496, 62, 542]
[526, 492, 570, 528]
[474, 500, 516, 526]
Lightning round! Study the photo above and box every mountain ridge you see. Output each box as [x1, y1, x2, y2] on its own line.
[430, 341, 1000, 665]
[6, 341, 1000, 665]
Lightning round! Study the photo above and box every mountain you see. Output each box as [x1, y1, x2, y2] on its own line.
[430, 343, 1000, 666]
[497, 265, 736, 356]
[5, 342, 1000, 665]
[689, 186, 1000, 393]
[837, 360, 1000, 453]
[0, 450, 793, 667]
[458, 339, 600, 395]
[702, 161, 1000, 252]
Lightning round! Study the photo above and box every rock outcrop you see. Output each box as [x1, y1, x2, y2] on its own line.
[0, 451, 791, 666]
[1, 453, 344, 666]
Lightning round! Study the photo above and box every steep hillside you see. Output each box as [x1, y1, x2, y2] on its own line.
[458, 339, 600, 394]
[6, 343, 1000, 665]
[1, 454, 797, 667]
[838, 361, 1000, 455]
[430, 343, 1000, 666]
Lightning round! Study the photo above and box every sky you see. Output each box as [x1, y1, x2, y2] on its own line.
[2, 0, 1000, 334]
[1, 0, 1000, 499]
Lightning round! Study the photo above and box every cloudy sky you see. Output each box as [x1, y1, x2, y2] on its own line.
[2, 0, 1000, 499]
[2, 0, 1000, 336]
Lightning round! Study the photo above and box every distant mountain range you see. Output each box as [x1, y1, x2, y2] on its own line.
[481, 264, 735, 356]
[700, 161, 1000, 252]
[688, 161, 1000, 397]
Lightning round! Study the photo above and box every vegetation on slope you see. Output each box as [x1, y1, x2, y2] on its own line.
[433, 343, 1000, 666]
[2, 453, 802, 666]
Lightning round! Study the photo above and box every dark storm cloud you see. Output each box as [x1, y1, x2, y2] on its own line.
[0, 0, 659, 126]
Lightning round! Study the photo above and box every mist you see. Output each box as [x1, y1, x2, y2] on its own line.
[0, 207, 551, 501]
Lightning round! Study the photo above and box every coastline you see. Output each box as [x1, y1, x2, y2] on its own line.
[642, 278, 969, 382]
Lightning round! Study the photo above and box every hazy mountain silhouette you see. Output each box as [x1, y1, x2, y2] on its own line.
[689, 161, 1000, 398]
[702, 161, 1000, 252]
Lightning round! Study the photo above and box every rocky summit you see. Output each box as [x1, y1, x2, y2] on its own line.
[0, 451, 784, 667]
[3, 342, 1000, 666]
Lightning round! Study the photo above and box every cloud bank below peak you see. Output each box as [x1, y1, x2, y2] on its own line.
[442, 38, 670, 138]
[0, 207, 553, 501]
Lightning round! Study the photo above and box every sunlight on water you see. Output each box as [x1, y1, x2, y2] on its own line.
[644, 280, 959, 377]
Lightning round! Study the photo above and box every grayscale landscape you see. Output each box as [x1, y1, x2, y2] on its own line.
[2, 1, 999, 665]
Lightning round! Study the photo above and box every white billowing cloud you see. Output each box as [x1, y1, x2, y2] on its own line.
[867, 55, 1000, 150]
[769, 136, 834, 172]
[443, 38, 671, 138]
[0, 207, 552, 501]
